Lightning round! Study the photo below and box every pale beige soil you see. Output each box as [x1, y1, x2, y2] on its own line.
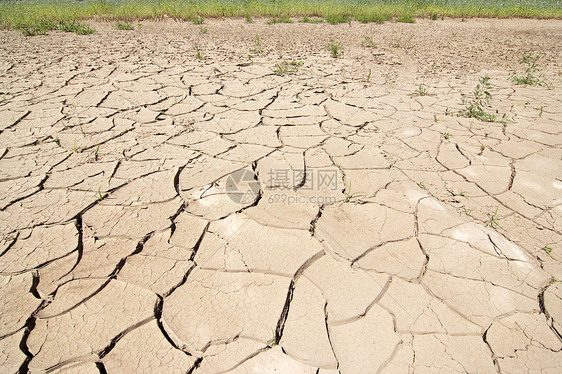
[0, 18, 561, 373]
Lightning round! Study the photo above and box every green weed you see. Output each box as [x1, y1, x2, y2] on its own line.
[273, 60, 303, 76]
[356, 12, 391, 24]
[57, 19, 95, 34]
[441, 132, 452, 140]
[324, 14, 351, 25]
[115, 21, 133, 30]
[487, 207, 501, 229]
[192, 16, 204, 25]
[396, 14, 415, 23]
[328, 40, 342, 58]
[542, 246, 554, 259]
[300, 16, 323, 24]
[244, 13, 253, 23]
[458, 77, 498, 123]
[194, 44, 204, 60]
[250, 34, 264, 55]
[361, 35, 377, 48]
[510, 51, 548, 87]
[413, 84, 429, 96]
[267, 16, 293, 24]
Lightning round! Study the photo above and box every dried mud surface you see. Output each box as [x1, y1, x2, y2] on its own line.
[1, 18, 561, 373]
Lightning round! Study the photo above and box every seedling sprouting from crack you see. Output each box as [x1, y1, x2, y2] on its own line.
[94, 145, 100, 161]
[510, 51, 549, 87]
[96, 187, 104, 201]
[54, 138, 61, 147]
[441, 132, 452, 140]
[200, 26, 208, 34]
[194, 44, 204, 60]
[452, 191, 467, 197]
[462, 207, 472, 217]
[272, 60, 303, 76]
[250, 34, 264, 55]
[418, 182, 427, 190]
[343, 182, 362, 203]
[458, 76, 497, 122]
[115, 22, 133, 30]
[487, 207, 501, 229]
[413, 84, 429, 96]
[542, 246, 555, 259]
[328, 40, 342, 58]
[361, 35, 377, 48]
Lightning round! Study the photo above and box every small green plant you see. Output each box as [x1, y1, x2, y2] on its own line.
[355, 13, 390, 24]
[343, 182, 363, 202]
[200, 26, 208, 34]
[250, 34, 264, 55]
[452, 191, 467, 197]
[361, 35, 377, 48]
[510, 51, 547, 86]
[328, 40, 342, 58]
[94, 145, 100, 161]
[431, 13, 438, 20]
[458, 77, 499, 122]
[413, 84, 429, 96]
[192, 16, 204, 25]
[267, 16, 293, 24]
[542, 246, 554, 259]
[194, 44, 204, 60]
[418, 182, 428, 190]
[396, 14, 415, 23]
[273, 60, 303, 76]
[245, 13, 253, 23]
[54, 138, 61, 147]
[57, 20, 95, 35]
[487, 207, 501, 229]
[97, 187, 104, 201]
[300, 16, 324, 24]
[441, 132, 452, 140]
[324, 14, 351, 25]
[115, 22, 133, 30]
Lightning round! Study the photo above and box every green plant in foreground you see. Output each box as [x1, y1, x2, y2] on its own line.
[300, 16, 323, 24]
[250, 34, 264, 55]
[273, 60, 303, 76]
[458, 76, 500, 123]
[97, 187, 104, 201]
[244, 13, 253, 23]
[542, 246, 555, 259]
[57, 19, 95, 35]
[192, 16, 204, 25]
[361, 35, 377, 48]
[413, 84, 429, 96]
[324, 14, 351, 25]
[343, 182, 362, 202]
[194, 44, 204, 60]
[396, 14, 415, 23]
[267, 16, 293, 24]
[441, 132, 452, 140]
[487, 207, 501, 229]
[116, 22, 133, 30]
[510, 51, 547, 87]
[328, 40, 342, 58]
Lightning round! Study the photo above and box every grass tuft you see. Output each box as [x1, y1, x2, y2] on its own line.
[328, 39, 342, 58]
[116, 21, 133, 30]
[396, 14, 415, 23]
[267, 16, 293, 24]
[324, 14, 351, 25]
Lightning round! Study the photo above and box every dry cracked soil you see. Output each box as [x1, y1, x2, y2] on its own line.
[0, 18, 561, 373]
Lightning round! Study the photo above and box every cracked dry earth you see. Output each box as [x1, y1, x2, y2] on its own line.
[0, 18, 562, 374]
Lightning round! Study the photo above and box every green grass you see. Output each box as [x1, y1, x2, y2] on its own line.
[396, 14, 415, 23]
[1, 0, 561, 35]
[328, 39, 342, 58]
[115, 21, 133, 30]
[324, 13, 352, 24]
[267, 16, 293, 24]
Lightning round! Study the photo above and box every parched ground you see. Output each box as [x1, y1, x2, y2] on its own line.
[0, 18, 561, 373]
